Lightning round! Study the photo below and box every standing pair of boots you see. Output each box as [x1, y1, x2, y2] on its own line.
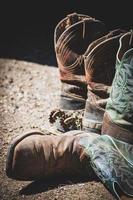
[6, 13, 133, 200]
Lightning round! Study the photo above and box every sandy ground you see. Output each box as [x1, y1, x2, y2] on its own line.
[0, 58, 115, 200]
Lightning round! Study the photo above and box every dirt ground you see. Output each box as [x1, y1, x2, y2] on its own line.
[0, 57, 116, 200]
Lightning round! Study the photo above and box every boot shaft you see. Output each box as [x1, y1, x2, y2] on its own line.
[54, 12, 107, 83]
[83, 29, 126, 132]
[102, 31, 133, 144]
[84, 29, 125, 85]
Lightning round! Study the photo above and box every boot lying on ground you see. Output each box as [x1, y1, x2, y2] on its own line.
[49, 12, 107, 132]
[6, 130, 98, 181]
[81, 31, 133, 200]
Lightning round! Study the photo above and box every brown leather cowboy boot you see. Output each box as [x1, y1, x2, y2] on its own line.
[6, 130, 98, 181]
[82, 29, 126, 133]
[49, 12, 107, 132]
[54, 12, 107, 110]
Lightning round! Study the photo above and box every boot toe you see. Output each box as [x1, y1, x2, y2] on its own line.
[6, 131, 44, 181]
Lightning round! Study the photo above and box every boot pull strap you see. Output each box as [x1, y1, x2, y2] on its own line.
[129, 29, 133, 48]
[82, 20, 86, 39]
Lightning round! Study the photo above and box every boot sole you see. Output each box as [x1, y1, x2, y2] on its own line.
[6, 131, 44, 179]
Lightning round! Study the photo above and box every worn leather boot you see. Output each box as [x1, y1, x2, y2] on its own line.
[80, 31, 133, 199]
[49, 13, 107, 132]
[54, 12, 107, 110]
[82, 29, 126, 133]
[6, 130, 98, 181]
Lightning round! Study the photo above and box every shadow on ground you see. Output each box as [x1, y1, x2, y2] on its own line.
[19, 176, 99, 196]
